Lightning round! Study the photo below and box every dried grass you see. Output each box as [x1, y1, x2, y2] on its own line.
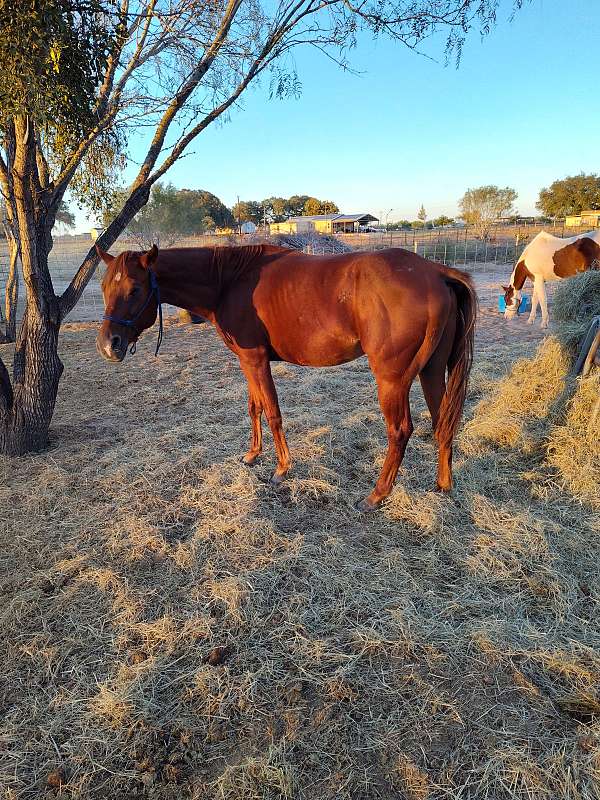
[461, 337, 569, 452]
[1, 309, 599, 799]
[547, 370, 600, 508]
[552, 270, 600, 355]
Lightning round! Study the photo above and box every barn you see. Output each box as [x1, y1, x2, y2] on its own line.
[270, 212, 378, 235]
[565, 209, 600, 228]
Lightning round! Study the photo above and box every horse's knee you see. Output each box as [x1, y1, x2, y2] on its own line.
[389, 417, 413, 444]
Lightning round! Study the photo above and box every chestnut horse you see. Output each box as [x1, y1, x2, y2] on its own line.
[96, 244, 476, 510]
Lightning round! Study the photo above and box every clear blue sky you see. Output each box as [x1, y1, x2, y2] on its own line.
[79, 0, 599, 230]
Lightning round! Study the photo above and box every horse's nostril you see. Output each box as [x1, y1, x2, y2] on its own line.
[111, 334, 122, 351]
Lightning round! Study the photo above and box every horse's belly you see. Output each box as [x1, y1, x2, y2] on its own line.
[270, 334, 363, 367]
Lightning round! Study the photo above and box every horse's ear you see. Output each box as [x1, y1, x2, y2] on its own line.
[96, 244, 115, 266]
[140, 244, 159, 269]
[501, 285, 510, 292]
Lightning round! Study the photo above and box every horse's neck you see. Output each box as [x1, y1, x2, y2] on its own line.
[155, 248, 222, 317]
[154, 246, 262, 317]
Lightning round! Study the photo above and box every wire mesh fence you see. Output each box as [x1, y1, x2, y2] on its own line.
[0, 225, 581, 326]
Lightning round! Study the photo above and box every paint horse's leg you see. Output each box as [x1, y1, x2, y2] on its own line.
[535, 276, 549, 328]
[358, 371, 414, 511]
[240, 355, 291, 484]
[527, 283, 538, 324]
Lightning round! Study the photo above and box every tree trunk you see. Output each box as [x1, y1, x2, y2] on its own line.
[3, 236, 19, 342]
[0, 296, 63, 457]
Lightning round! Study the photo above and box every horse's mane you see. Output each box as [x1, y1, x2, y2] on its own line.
[211, 243, 290, 284]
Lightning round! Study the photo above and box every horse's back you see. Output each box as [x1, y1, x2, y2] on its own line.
[236, 248, 458, 367]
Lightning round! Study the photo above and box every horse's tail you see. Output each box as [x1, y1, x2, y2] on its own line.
[435, 265, 477, 448]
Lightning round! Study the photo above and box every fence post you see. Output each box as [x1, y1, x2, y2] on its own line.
[413, 240, 418, 255]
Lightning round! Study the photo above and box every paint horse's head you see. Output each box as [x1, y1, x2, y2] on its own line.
[502, 283, 521, 320]
[96, 244, 159, 362]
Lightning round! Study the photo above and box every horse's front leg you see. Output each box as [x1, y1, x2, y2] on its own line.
[241, 357, 291, 484]
[242, 386, 263, 465]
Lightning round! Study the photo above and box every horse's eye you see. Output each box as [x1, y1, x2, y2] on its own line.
[128, 287, 140, 300]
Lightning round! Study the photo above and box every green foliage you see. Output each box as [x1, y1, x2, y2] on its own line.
[303, 197, 339, 216]
[537, 173, 600, 217]
[411, 220, 425, 229]
[55, 202, 74, 228]
[0, 0, 116, 136]
[459, 185, 517, 237]
[105, 183, 234, 242]
[232, 200, 263, 226]
[417, 204, 427, 222]
[66, 130, 128, 215]
[433, 215, 454, 227]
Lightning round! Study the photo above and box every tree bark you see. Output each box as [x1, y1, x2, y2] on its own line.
[2, 234, 19, 343]
[0, 306, 63, 455]
[0, 117, 64, 456]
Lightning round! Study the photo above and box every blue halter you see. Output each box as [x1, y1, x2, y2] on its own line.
[103, 269, 164, 356]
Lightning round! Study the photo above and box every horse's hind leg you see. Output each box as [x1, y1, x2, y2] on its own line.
[419, 317, 455, 491]
[419, 363, 453, 491]
[358, 374, 413, 511]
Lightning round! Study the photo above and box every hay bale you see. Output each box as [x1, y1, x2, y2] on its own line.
[460, 337, 569, 453]
[552, 270, 600, 356]
[547, 370, 600, 508]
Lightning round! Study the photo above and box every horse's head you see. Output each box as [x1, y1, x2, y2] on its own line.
[502, 284, 521, 319]
[96, 244, 159, 362]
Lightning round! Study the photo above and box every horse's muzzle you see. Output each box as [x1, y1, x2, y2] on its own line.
[96, 334, 126, 363]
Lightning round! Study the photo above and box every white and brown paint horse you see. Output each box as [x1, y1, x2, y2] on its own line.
[503, 229, 600, 328]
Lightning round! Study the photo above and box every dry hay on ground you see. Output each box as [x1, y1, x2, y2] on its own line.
[0, 310, 599, 800]
[547, 369, 600, 508]
[462, 333, 600, 509]
[552, 270, 600, 356]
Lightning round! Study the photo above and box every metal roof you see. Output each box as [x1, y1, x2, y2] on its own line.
[288, 213, 378, 223]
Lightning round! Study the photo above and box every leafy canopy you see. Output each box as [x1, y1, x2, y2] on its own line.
[459, 185, 517, 236]
[0, 0, 115, 135]
[106, 183, 234, 244]
[537, 173, 600, 217]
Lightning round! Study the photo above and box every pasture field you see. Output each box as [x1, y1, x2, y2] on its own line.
[1, 284, 599, 798]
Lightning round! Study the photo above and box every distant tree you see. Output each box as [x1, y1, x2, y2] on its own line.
[459, 185, 517, 239]
[417, 205, 427, 223]
[56, 202, 75, 229]
[320, 200, 339, 214]
[304, 197, 322, 216]
[270, 198, 288, 222]
[411, 220, 425, 229]
[303, 197, 339, 216]
[433, 215, 454, 227]
[285, 195, 311, 217]
[105, 183, 233, 246]
[537, 173, 600, 217]
[232, 200, 262, 227]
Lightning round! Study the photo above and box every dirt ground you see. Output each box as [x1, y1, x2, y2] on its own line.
[1, 296, 599, 799]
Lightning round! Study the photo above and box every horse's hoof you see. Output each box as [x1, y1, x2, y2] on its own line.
[270, 471, 287, 486]
[354, 497, 381, 513]
[435, 482, 452, 493]
[241, 453, 260, 466]
[527, 318, 535, 325]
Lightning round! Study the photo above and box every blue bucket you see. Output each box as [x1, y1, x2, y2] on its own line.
[498, 294, 531, 313]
